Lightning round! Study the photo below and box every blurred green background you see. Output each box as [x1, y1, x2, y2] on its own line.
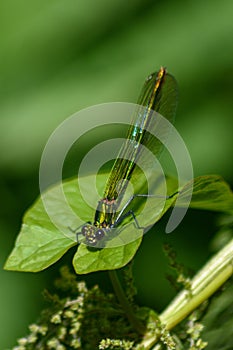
[0, 0, 232, 348]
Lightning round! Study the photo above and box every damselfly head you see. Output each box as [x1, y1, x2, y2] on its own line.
[81, 224, 105, 246]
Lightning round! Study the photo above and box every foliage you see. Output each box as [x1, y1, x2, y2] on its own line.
[4, 175, 233, 274]
[6, 193, 233, 349]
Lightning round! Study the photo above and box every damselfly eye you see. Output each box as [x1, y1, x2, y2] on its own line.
[95, 229, 105, 240]
[81, 225, 92, 236]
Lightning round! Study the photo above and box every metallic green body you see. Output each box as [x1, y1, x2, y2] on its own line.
[82, 67, 178, 245]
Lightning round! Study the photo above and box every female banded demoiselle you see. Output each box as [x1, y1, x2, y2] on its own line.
[77, 67, 178, 246]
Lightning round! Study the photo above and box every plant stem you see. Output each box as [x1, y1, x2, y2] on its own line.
[141, 238, 233, 349]
[108, 269, 145, 334]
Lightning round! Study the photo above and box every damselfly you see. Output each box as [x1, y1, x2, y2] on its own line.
[76, 67, 178, 246]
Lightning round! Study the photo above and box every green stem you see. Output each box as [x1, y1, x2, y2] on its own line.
[108, 270, 145, 334]
[141, 238, 233, 349]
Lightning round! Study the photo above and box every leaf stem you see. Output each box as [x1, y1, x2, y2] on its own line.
[108, 269, 145, 334]
[141, 238, 233, 349]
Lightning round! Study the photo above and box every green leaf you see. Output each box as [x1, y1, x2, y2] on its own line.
[5, 172, 232, 274]
[4, 170, 177, 273]
[3, 181, 78, 272]
[73, 235, 142, 274]
[4, 224, 76, 272]
[178, 175, 233, 212]
[4, 174, 94, 272]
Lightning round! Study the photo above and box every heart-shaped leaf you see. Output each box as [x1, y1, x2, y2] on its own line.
[5, 173, 232, 274]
